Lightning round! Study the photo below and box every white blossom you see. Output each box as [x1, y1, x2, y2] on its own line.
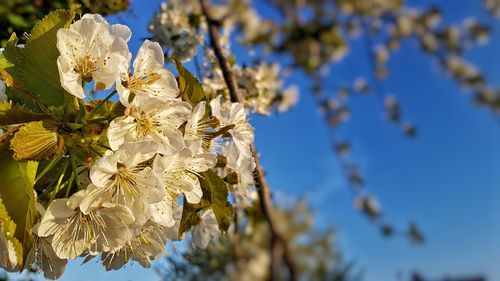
[191, 208, 220, 249]
[222, 142, 254, 187]
[56, 14, 130, 98]
[148, 0, 205, 62]
[116, 40, 179, 105]
[81, 14, 131, 42]
[147, 195, 176, 228]
[218, 142, 256, 207]
[203, 62, 299, 114]
[184, 101, 213, 145]
[277, 86, 299, 113]
[162, 205, 184, 241]
[238, 64, 299, 114]
[100, 221, 168, 270]
[154, 141, 217, 204]
[28, 225, 67, 280]
[172, 35, 202, 62]
[210, 96, 254, 158]
[37, 188, 135, 259]
[202, 67, 227, 95]
[354, 194, 381, 220]
[107, 95, 190, 153]
[84, 142, 164, 226]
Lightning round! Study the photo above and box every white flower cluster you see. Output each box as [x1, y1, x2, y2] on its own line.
[148, 0, 275, 62]
[148, 0, 299, 114]
[21, 14, 256, 279]
[204, 63, 299, 115]
[238, 64, 299, 115]
[148, 0, 205, 62]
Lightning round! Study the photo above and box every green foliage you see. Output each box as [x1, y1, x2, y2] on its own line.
[0, 33, 23, 81]
[174, 59, 207, 105]
[179, 171, 233, 236]
[0, 49, 14, 70]
[23, 9, 76, 107]
[0, 9, 79, 109]
[11, 121, 64, 161]
[0, 104, 49, 125]
[1, 34, 35, 109]
[178, 200, 200, 238]
[2, 34, 23, 76]
[0, 142, 38, 268]
[199, 171, 233, 232]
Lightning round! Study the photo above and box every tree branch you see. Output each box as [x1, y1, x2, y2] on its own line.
[199, 0, 297, 280]
[199, 0, 241, 103]
[251, 145, 297, 281]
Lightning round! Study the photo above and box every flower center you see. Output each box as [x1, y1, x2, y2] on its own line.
[135, 114, 156, 137]
[74, 55, 98, 80]
[109, 165, 152, 206]
[128, 73, 162, 94]
[52, 211, 107, 258]
[115, 166, 138, 196]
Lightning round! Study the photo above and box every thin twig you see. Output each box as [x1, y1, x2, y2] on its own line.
[251, 145, 297, 281]
[199, 0, 297, 280]
[199, 0, 241, 103]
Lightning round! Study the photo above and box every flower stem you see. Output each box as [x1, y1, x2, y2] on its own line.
[70, 155, 82, 191]
[91, 90, 117, 114]
[50, 158, 70, 201]
[35, 156, 62, 184]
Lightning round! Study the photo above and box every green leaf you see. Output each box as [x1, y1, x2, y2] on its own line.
[199, 170, 233, 232]
[0, 34, 36, 109]
[174, 58, 206, 105]
[2, 33, 24, 79]
[178, 170, 233, 236]
[178, 199, 200, 238]
[11, 121, 64, 161]
[0, 196, 23, 268]
[0, 142, 38, 268]
[0, 104, 49, 125]
[22, 9, 76, 107]
[0, 51, 14, 70]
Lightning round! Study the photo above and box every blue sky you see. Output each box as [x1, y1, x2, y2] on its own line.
[10, 0, 500, 280]
[249, 0, 500, 279]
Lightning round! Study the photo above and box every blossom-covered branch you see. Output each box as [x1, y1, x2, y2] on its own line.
[0, 8, 259, 279]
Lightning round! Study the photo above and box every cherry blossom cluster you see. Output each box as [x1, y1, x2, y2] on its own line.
[148, 0, 206, 62]
[0, 14, 257, 279]
[203, 62, 299, 115]
[148, 0, 299, 115]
